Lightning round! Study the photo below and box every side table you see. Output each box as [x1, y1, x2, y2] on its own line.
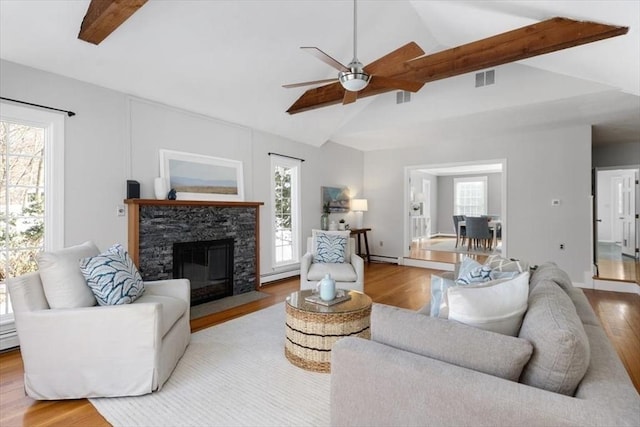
[350, 227, 371, 262]
[285, 289, 372, 373]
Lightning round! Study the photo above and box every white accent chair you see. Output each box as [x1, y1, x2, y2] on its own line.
[300, 237, 364, 292]
[7, 271, 191, 400]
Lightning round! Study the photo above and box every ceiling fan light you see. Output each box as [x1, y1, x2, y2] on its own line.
[339, 71, 370, 91]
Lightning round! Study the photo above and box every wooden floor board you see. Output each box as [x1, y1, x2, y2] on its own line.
[1, 263, 638, 426]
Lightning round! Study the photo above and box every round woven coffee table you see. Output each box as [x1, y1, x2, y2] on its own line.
[285, 289, 372, 373]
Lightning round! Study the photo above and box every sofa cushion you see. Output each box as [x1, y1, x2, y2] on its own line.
[307, 262, 357, 282]
[311, 230, 350, 263]
[372, 304, 533, 381]
[80, 244, 145, 306]
[447, 272, 530, 336]
[518, 280, 590, 396]
[133, 294, 187, 337]
[37, 241, 100, 308]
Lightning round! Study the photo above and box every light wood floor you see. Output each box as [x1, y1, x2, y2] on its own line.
[411, 237, 639, 283]
[1, 263, 639, 427]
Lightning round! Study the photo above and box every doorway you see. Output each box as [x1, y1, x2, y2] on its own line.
[404, 160, 507, 264]
[594, 167, 639, 282]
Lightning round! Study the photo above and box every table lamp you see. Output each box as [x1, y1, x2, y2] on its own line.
[351, 199, 368, 229]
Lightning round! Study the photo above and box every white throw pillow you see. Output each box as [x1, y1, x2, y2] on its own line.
[447, 272, 530, 336]
[37, 241, 100, 308]
[311, 229, 351, 263]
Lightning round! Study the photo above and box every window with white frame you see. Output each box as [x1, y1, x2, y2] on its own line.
[1, 103, 64, 349]
[454, 176, 487, 216]
[270, 155, 301, 268]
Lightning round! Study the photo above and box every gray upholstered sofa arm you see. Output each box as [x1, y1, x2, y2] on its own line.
[330, 337, 634, 427]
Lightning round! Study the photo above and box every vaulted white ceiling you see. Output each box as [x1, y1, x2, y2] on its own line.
[1, 0, 638, 150]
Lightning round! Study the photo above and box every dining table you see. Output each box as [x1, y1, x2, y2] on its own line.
[458, 218, 502, 249]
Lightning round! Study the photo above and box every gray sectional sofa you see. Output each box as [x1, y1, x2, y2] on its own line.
[331, 263, 640, 426]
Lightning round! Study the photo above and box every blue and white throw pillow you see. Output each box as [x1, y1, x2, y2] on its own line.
[456, 257, 492, 285]
[80, 244, 145, 306]
[313, 232, 348, 263]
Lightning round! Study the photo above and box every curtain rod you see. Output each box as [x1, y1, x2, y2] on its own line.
[0, 97, 76, 117]
[268, 152, 305, 162]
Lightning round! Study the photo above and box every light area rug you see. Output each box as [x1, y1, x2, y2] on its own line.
[190, 290, 270, 320]
[90, 303, 330, 427]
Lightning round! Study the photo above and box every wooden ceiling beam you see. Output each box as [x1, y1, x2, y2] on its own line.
[78, 0, 148, 45]
[286, 17, 628, 115]
[399, 17, 628, 84]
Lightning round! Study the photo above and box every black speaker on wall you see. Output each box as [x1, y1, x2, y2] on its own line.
[127, 180, 140, 199]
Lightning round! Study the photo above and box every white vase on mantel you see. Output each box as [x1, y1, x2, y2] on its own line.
[154, 177, 167, 200]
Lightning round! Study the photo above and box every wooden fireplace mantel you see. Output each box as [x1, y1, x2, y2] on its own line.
[124, 198, 263, 270]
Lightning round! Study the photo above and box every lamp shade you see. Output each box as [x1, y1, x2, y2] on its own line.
[351, 199, 368, 212]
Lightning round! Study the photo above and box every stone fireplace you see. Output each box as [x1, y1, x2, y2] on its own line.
[173, 238, 234, 306]
[124, 199, 263, 305]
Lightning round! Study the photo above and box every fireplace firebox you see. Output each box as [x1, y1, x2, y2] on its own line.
[173, 239, 234, 306]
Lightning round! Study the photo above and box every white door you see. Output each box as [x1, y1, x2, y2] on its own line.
[612, 176, 624, 244]
[619, 170, 636, 257]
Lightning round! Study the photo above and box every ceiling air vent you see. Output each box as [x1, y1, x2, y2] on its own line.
[396, 91, 411, 104]
[475, 70, 495, 87]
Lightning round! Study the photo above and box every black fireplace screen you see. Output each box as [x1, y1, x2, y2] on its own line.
[173, 238, 234, 306]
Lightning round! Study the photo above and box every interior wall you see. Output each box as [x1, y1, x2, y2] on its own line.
[1, 60, 128, 251]
[592, 142, 640, 168]
[434, 173, 502, 235]
[409, 170, 437, 233]
[0, 59, 364, 279]
[364, 126, 592, 283]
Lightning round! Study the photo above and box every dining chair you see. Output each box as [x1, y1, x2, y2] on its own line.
[452, 215, 466, 248]
[465, 216, 492, 251]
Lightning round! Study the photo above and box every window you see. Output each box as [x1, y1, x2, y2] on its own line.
[0, 103, 64, 349]
[271, 155, 301, 268]
[454, 176, 487, 216]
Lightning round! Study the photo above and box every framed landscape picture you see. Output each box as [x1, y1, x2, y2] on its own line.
[321, 186, 350, 212]
[159, 149, 244, 201]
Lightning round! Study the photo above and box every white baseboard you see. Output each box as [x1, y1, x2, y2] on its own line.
[401, 258, 455, 271]
[370, 255, 399, 264]
[591, 279, 640, 294]
[260, 269, 299, 285]
[0, 330, 19, 351]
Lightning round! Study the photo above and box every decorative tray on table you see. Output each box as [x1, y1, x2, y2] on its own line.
[305, 289, 351, 306]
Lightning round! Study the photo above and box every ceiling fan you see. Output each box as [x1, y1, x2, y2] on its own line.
[283, 0, 426, 112]
[285, 3, 628, 115]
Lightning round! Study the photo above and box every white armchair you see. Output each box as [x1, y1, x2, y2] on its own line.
[7, 271, 191, 400]
[300, 237, 364, 292]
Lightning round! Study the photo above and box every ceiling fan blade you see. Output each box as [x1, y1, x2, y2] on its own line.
[343, 90, 358, 105]
[399, 17, 628, 85]
[286, 81, 345, 114]
[283, 78, 337, 89]
[364, 41, 425, 75]
[370, 76, 424, 92]
[301, 47, 350, 72]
